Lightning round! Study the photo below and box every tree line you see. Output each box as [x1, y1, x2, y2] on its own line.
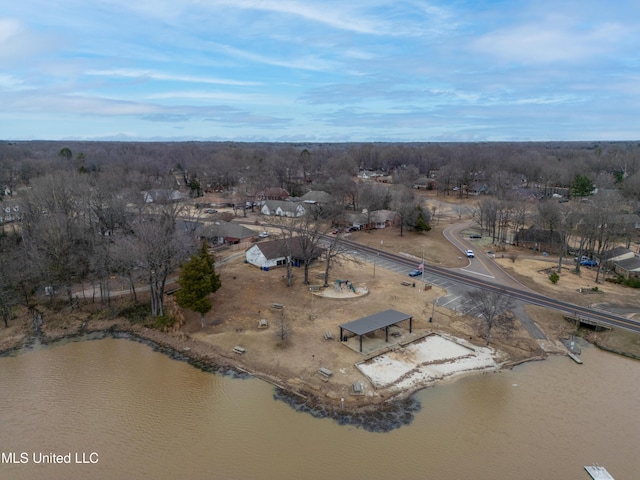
[1, 140, 639, 328]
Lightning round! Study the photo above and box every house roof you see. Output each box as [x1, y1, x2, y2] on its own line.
[508, 188, 543, 201]
[251, 237, 324, 260]
[616, 256, 640, 272]
[202, 221, 256, 240]
[261, 187, 290, 199]
[342, 211, 369, 225]
[413, 177, 435, 185]
[300, 190, 333, 204]
[371, 209, 399, 223]
[263, 200, 304, 213]
[604, 246, 634, 259]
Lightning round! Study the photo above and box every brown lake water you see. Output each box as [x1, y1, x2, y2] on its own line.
[0, 337, 638, 480]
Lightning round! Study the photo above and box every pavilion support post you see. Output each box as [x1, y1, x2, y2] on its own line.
[385, 326, 389, 342]
[340, 327, 343, 341]
[409, 317, 413, 333]
[359, 335, 363, 353]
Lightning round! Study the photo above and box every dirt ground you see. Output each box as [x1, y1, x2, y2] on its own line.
[174, 227, 544, 406]
[159, 198, 639, 407]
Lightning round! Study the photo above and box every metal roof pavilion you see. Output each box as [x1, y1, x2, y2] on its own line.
[339, 309, 413, 353]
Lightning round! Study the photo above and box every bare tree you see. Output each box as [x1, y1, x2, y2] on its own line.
[131, 203, 190, 317]
[274, 312, 293, 345]
[391, 186, 417, 236]
[467, 289, 511, 344]
[20, 172, 93, 306]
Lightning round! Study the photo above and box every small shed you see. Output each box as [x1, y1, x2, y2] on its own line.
[339, 309, 413, 353]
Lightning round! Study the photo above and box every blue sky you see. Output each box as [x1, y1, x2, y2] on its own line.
[1, 0, 639, 142]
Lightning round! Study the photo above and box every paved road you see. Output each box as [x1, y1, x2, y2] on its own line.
[332, 234, 640, 337]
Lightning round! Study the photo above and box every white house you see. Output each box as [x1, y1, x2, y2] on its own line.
[143, 189, 185, 203]
[245, 237, 323, 270]
[261, 200, 305, 217]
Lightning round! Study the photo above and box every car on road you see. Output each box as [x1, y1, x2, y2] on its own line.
[469, 234, 482, 239]
[258, 232, 270, 238]
[408, 270, 423, 277]
[465, 249, 475, 258]
[204, 208, 218, 214]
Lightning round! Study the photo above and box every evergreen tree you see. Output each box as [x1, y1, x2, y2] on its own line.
[571, 174, 594, 197]
[175, 242, 221, 328]
[414, 207, 431, 233]
[199, 241, 221, 294]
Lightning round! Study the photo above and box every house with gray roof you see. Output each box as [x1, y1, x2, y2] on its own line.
[300, 190, 334, 205]
[245, 237, 324, 269]
[340, 210, 400, 230]
[614, 255, 640, 280]
[201, 221, 257, 245]
[601, 246, 635, 264]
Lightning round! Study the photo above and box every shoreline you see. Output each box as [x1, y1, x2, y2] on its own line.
[0, 314, 539, 432]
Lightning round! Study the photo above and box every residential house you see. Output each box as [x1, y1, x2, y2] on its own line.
[467, 182, 489, 196]
[514, 227, 563, 253]
[300, 190, 334, 205]
[261, 200, 305, 217]
[340, 211, 370, 230]
[370, 210, 401, 229]
[201, 221, 257, 245]
[245, 237, 324, 270]
[412, 177, 436, 190]
[508, 188, 544, 202]
[143, 189, 185, 203]
[340, 210, 400, 231]
[601, 246, 635, 265]
[613, 255, 640, 280]
[258, 187, 290, 201]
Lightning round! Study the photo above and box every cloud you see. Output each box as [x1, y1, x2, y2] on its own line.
[0, 18, 60, 63]
[473, 19, 628, 64]
[85, 69, 260, 86]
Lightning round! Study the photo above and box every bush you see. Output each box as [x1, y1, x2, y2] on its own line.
[607, 276, 640, 289]
[624, 277, 640, 288]
[549, 271, 560, 284]
[118, 303, 151, 323]
[152, 315, 177, 331]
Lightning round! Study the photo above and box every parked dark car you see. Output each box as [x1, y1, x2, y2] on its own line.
[408, 270, 423, 277]
[469, 234, 482, 239]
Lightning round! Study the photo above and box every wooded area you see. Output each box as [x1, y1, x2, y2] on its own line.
[1, 140, 639, 326]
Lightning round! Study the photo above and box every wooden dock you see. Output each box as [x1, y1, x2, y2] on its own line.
[568, 352, 583, 364]
[584, 465, 615, 479]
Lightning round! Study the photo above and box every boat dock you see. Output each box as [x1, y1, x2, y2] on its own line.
[584, 465, 615, 479]
[568, 352, 583, 364]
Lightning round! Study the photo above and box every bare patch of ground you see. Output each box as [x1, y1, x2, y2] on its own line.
[176, 239, 545, 407]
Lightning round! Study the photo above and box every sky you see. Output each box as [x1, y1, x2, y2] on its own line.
[1, 0, 639, 142]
